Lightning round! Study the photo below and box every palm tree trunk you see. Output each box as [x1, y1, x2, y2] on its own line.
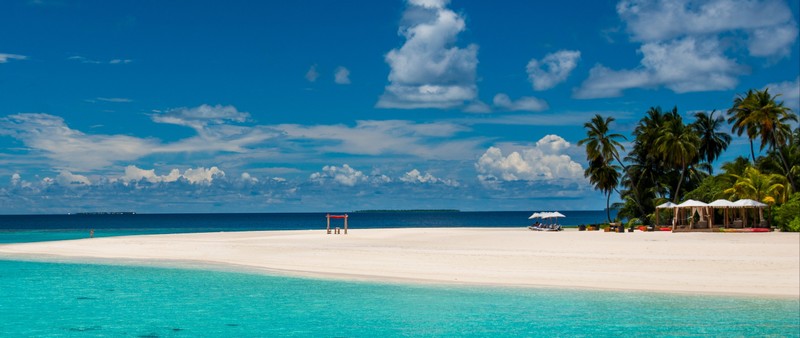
[773, 138, 798, 192]
[749, 140, 756, 163]
[606, 191, 612, 223]
[673, 159, 687, 203]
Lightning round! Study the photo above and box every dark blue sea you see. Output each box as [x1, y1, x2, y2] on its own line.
[0, 210, 613, 243]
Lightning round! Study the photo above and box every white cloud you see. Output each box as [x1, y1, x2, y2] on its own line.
[56, 171, 91, 186]
[0, 113, 160, 169]
[765, 76, 800, 110]
[120, 165, 224, 185]
[277, 119, 479, 160]
[0, 53, 27, 63]
[121, 165, 181, 184]
[310, 164, 369, 186]
[376, 0, 478, 109]
[400, 169, 459, 186]
[527, 50, 581, 91]
[334, 66, 351, 84]
[476, 135, 584, 182]
[576, 0, 797, 99]
[152, 104, 249, 130]
[68, 56, 133, 64]
[575, 37, 745, 98]
[492, 93, 549, 112]
[96, 97, 132, 103]
[305, 64, 319, 82]
[183, 167, 225, 184]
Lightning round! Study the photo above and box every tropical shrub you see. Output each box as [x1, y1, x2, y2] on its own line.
[773, 192, 800, 232]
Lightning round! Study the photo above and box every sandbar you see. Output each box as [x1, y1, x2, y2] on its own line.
[1, 228, 798, 298]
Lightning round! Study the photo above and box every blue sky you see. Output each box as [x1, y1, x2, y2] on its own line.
[1, 0, 799, 214]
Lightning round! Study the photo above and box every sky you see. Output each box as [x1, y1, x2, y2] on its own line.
[1, 0, 799, 214]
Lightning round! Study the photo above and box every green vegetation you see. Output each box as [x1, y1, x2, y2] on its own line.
[580, 88, 799, 231]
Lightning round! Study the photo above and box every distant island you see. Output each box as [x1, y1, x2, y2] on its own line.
[72, 212, 137, 215]
[353, 209, 460, 213]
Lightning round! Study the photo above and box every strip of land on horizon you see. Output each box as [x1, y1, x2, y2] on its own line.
[0, 228, 797, 298]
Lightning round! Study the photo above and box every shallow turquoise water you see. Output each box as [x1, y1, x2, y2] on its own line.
[0, 259, 797, 337]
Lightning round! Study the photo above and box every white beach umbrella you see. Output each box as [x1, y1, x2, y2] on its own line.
[528, 212, 541, 219]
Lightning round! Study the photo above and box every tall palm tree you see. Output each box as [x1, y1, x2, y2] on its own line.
[728, 89, 798, 191]
[578, 114, 631, 220]
[655, 114, 700, 202]
[584, 157, 620, 223]
[728, 90, 759, 163]
[692, 110, 731, 172]
[578, 115, 627, 167]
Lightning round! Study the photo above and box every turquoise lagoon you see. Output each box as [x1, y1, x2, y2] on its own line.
[0, 259, 798, 337]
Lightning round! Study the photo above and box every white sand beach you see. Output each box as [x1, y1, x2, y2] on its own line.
[1, 228, 798, 297]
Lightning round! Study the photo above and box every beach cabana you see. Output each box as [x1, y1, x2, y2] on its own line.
[732, 199, 768, 228]
[708, 199, 736, 228]
[655, 202, 677, 226]
[674, 200, 709, 230]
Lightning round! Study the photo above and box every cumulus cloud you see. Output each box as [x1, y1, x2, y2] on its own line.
[376, 0, 478, 109]
[492, 94, 549, 112]
[152, 104, 249, 129]
[56, 171, 91, 186]
[527, 50, 581, 91]
[120, 165, 224, 185]
[305, 64, 319, 82]
[334, 66, 351, 84]
[310, 164, 370, 186]
[575, 0, 797, 99]
[476, 135, 584, 183]
[765, 76, 800, 110]
[463, 100, 492, 113]
[0, 53, 27, 63]
[400, 169, 459, 186]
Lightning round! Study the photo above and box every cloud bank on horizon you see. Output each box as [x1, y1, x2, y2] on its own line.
[0, 0, 797, 213]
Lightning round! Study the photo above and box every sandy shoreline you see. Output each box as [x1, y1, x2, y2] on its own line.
[1, 228, 798, 298]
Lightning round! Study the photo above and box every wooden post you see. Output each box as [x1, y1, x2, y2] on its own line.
[344, 214, 348, 234]
[326, 214, 331, 234]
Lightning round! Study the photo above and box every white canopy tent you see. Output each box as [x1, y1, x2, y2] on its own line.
[673, 199, 709, 230]
[731, 199, 769, 228]
[708, 199, 737, 228]
[655, 202, 677, 226]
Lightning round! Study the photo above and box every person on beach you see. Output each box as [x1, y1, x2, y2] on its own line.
[89, 229, 94, 238]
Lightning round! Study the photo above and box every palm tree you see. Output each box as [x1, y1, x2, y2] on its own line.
[578, 114, 631, 221]
[692, 110, 731, 172]
[724, 166, 788, 205]
[584, 157, 620, 223]
[578, 115, 627, 167]
[728, 89, 798, 191]
[728, 89, 759, 163]
[655, 113, 700, 203]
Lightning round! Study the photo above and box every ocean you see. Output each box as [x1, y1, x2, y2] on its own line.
[1, 211, 798, 336]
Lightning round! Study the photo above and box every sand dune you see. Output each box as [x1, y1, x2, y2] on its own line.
[1, 228, 798, 297]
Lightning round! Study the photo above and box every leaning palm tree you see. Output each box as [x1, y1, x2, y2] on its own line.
[692, 110, 731, 172]
[655, 114, 700, 203]
[578, 114, 627, 166]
